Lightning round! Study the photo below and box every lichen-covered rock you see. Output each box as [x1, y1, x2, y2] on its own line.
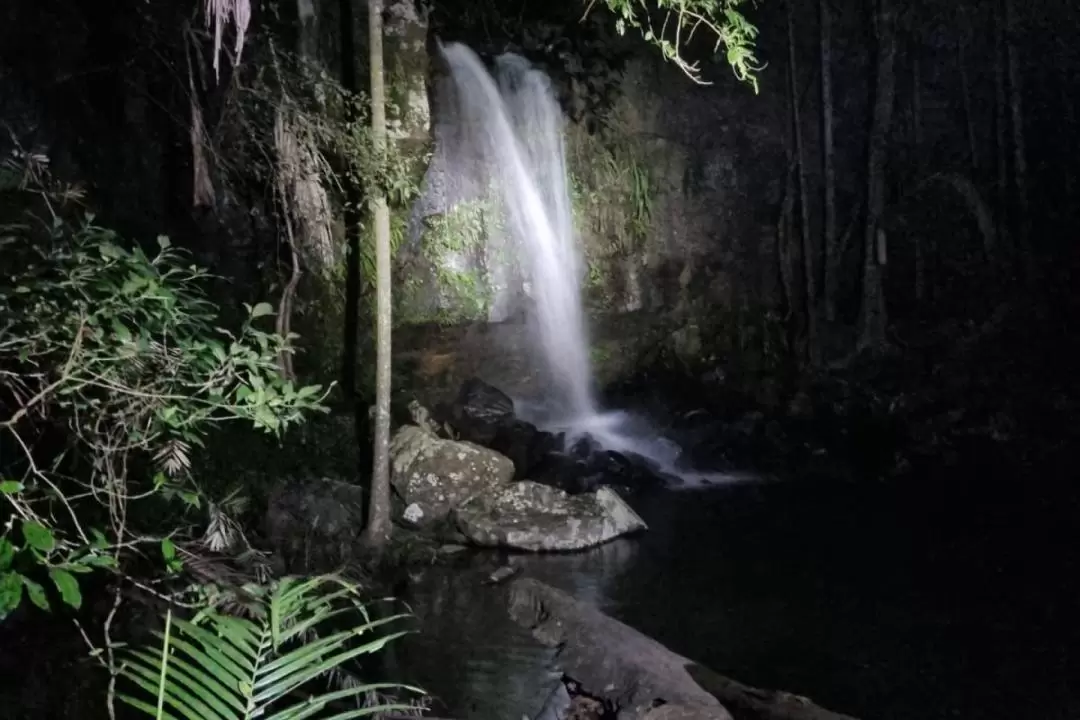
[453, 482, 647, 551]
[390, 425, 514, 526]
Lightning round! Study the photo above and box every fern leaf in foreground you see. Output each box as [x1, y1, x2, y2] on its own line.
[117, 575, 422, 720]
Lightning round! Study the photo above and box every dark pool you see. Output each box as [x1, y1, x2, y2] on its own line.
[388, 472, 1080, 719]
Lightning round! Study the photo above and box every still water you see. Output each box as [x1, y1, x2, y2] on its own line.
[387, 475, 1080, 720]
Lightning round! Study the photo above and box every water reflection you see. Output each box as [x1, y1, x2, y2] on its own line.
[391, 538, 639, 719]
[390, 478, 1080, 720]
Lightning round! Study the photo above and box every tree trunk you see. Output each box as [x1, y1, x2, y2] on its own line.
[993, 1, 1009, 230]
[1062, 63, 1076, 207]
[339, 0, 372, 475]
[820, 0, 838, 327]
[787, 0, 819, 365]
[958, 38, 978, 175]
[1003, 0, 1030, 277]
[778, 159, 799, 354]
[364, 0, 393, 551]
[911, 40, 926, 303]
[858, 0, 897, 352]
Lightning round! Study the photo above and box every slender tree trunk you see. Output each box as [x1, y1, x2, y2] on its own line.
[1003, 0, 1030, 278]
[364, 0, 393, 551]
[339, 0, 372, 476]
[858, 0, 897, 352]
[911, 41, 926, 303]
[1062, 64, 1076, 207]
[820, 0, 838, 326]
[778, 160, 800, 356]
[958, 38, 979, 175]
[787, 0, 819, 365]
[993, 1, 1009, 230]
[275, 206, 301, 382]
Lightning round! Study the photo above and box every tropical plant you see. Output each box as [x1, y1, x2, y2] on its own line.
[117, 574, 422, 720]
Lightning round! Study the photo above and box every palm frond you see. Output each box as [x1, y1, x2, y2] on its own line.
[117, 575, 423, 720]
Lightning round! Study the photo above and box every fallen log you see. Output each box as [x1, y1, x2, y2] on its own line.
[506, 578, 859, 720]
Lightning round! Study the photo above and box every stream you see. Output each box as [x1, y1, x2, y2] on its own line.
[387, 470, 1080, 720]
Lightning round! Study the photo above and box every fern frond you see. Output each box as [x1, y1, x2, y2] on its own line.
[118, 575, 422, 720]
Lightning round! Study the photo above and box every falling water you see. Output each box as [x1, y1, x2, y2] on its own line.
[439, 42, 595, 421]
[438, 43, 742, 487]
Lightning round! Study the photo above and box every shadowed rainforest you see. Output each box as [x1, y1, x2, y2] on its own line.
[1, 0, 1078, 719]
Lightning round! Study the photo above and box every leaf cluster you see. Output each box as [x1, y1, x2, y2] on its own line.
[117, 575, 421, 720]
[0, 162, 329, 623]
[597, 0, 765, 90]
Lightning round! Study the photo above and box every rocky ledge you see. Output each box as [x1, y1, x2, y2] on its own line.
[509, 577, 861, 720]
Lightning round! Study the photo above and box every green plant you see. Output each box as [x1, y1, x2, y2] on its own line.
[0, 168, 328, 704]
[117, 575, 422, 719]
[594, 0, 764, 90]
[566, 116, 655, 261]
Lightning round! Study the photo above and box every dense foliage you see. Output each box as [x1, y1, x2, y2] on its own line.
[0, 157, 418, 717]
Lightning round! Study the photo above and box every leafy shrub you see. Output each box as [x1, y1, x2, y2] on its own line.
[0, 202, 328, 620]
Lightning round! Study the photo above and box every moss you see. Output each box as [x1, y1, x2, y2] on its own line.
[396, 197, 502, 326]
[565, 108, 656, 314]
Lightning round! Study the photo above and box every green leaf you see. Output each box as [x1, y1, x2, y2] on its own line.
[161, 538, 177, 562]
[83, 554, 117, 569]
[295, 385, 321, 400]
[111, 318, 133, 343]
[177, 491, 201, 510]
[21, 521, 55, 552]
[0, 480, 24, 495]
[250, 302, 274, 319]
[0, 538, 13, 571]
[0, 571, 23, 618]
[22, 577, 50, 611]
[48, 568, 82, 609]
[90, 528, 109, 550]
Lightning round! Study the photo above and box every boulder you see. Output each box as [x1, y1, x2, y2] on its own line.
[390, 425, 515, 526]
[454, 482, 647, 552]
[488, 418, 560, 480]
[529, 447, 671, 496]
[450, 377, 516, 444]
[265, 477, 365, 572]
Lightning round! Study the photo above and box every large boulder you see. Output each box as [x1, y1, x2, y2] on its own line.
[454, 481, 647, 551]
[449, 377, 516, 444]
[265, 477, 366, 572]
[390, 425, 515, 526]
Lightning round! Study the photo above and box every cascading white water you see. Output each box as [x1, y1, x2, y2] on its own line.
[439, 42, 595, 421]
[438, 42, 745, 487]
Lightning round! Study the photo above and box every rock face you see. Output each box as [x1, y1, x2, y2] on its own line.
[264, 476, 366, 572]
[455, 482, 646, 552]
[507, 578, 733, 720]
[509, 578, 861, 720]
[389, 425, 515, 526]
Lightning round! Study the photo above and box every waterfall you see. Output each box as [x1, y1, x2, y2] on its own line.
[439, 42, 596, 422]
[437, 42, 737, 488]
